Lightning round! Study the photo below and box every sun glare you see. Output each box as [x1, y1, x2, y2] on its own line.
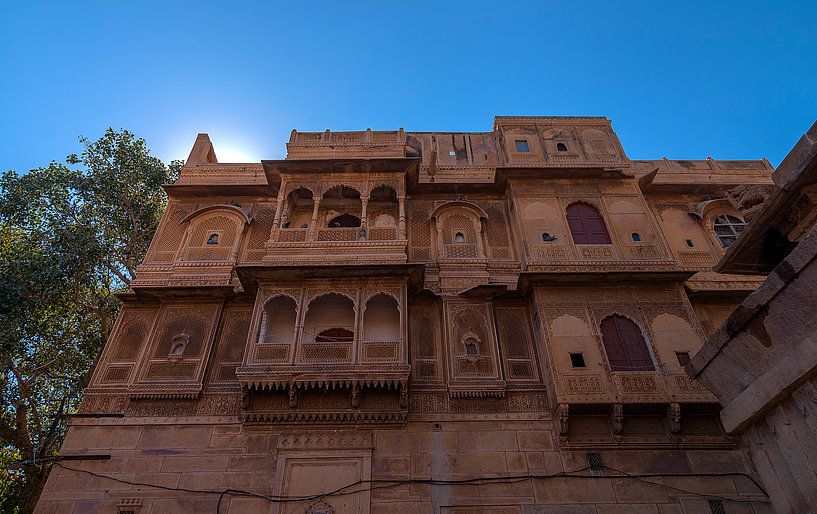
[215, 145, 257, 163]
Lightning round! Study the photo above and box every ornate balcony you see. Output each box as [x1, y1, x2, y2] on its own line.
[236, 284, 411, 424]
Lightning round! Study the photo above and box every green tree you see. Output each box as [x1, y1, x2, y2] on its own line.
[0, 129, 181, 513]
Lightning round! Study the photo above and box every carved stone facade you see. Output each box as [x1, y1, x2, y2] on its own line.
[37, 117, 775, 513]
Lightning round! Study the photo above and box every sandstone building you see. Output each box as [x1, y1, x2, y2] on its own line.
[37, 117, 776, 513]
[689, 121, 817, 513]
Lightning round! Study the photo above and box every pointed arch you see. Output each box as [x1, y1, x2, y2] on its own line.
[566, 202, 611, 244]
[599, 315, 654, 371]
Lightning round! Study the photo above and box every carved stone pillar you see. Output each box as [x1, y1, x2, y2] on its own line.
[271, 183, 287, 231]
[309, 197, 322, 241]
[360, 198, 369, 240]
[398, 195, 406, 240]
[256, 311, 268, 346]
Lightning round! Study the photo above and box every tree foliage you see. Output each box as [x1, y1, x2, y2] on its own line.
[0, 129, 181, 513]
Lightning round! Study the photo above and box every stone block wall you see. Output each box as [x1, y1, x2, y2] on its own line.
[36, 420, 770, 513]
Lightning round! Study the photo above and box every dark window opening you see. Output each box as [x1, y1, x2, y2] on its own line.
[328, 214, 361, 228]
[570, 352, 586, 368]
[566, 203, 612, 245]
[685, 239, 695, 248]
[281, 221, 291, 228]
[675, 352, 691, 367]
[465, 341, 479, 356]
[315, 327, 354, 343]
[600, 315, 655, 371]
[206, 233, 219, 245]
[515, 140, 530, 153]
[713, 214, 746, 248]
[556, 142, 568, 152]
[631, 232, 641, 242]
[708, 499, 725, 514]
[454, 232, 466, 243]
[587, 452, 604, 473]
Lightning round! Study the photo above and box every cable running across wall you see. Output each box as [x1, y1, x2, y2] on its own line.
[51, 462, 770, 513]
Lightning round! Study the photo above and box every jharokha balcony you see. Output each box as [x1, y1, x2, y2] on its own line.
[235, 290, 411, 424]
[260, 156, 416, 266]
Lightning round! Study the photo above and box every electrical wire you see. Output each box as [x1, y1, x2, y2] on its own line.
[53, 462, 770, 513]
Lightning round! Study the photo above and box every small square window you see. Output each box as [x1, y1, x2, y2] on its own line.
[448, 150, 456, 156]
[569, 353, 586, 368]
[685, 239, 695, 248]
[631, 232, 641, 242]
[675, 352, 691, 367]
[556, 142, 568, 152]
[515, 140, 530, 153]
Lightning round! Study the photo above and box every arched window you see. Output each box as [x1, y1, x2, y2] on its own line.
[599, 315, 654, 371]
[712, 214, 746, 248]
[454, 232, 466, 243]
[284, 188, 314, 230]
[566, 203, 611, 245]
[262, 296, 297, 344]
[465, 339, 479, 356]
[556, 142, 568, 152]
[303, 293, 355, 343]
[206, 233, 219, 245]
[362, 294, 400, 342]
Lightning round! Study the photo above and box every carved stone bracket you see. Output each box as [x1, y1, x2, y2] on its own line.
[611, 403, 623, 443]
[557, 403, 569, 445]
[668, 402, 682, 441]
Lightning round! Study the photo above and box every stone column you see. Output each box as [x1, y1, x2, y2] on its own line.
[360, 198, 369, 240]
[267, 181, 286, 241]
[398, 195, 406, 240]
[271, 183, 287, 230]
[309, 197, 321, 241]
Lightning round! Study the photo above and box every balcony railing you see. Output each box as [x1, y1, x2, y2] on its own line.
[559, 370, 716, 403]
[317, 227, 360, 241]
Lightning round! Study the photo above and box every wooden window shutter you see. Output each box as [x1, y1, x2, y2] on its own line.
[600, 316, 654, 371]
[566, 203, 612, 245]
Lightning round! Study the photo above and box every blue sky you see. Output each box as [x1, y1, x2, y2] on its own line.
[1, 1, 815, 172]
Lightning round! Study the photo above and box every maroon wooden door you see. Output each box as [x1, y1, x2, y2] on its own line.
[566, 203, 612, 244]
[600, 316, 654, 371]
